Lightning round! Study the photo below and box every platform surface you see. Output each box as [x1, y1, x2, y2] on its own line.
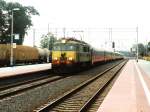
[97, 59, 150, 112]
[138, 59, 150, 77]
[0, 63, 51, 78]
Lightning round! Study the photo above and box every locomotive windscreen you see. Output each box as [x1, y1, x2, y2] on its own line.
[53, 44, 76, 51]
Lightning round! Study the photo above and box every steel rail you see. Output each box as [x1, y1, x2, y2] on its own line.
[79, 60, 127, 112]
[0, 75, 67, 99]
[35, 60, 127, 112]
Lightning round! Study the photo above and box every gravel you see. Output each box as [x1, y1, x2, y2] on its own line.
[0, 60, 122, 112]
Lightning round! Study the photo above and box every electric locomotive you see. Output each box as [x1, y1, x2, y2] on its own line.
[52, 38, 91, 72]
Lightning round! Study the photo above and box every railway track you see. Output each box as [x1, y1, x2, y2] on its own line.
[35, 60, 127, 112]
[0, 74, 53, 90]
[0, 60, 125, 112]
[0, 74, 67, 99]
[0, 70, 52, 88]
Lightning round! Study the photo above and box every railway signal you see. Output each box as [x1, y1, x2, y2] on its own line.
[112, 42, 115, 48]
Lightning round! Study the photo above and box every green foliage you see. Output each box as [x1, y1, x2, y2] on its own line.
[148, 42, 150, 51]
[138, 43, 145, 56]
[40, 33, 57, 50]
[132, 43, 145, 56]
[0, 0, 7, 41]
[0, 0, 39, 44]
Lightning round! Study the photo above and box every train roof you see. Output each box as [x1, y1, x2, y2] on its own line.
[91, 47, 112, 53]
[54, 37, 90, 46]
[92, 47, 123, 55]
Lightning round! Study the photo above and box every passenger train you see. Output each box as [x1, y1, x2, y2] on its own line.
[52, 38, 123, 72]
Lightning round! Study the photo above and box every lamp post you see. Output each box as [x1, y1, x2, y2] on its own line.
[136, 26, 138, 62]
[47, 35, 50, 63]
[10, 8, 20, 66]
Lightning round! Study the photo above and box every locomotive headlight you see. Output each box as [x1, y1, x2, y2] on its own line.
[68, 57, 73, 61]
[54, 57, 58, 60]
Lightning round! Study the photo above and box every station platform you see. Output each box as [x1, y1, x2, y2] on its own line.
[0, 63, 51, 79]
[97, 59, 150, 112]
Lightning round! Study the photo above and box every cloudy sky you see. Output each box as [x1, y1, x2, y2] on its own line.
[8, 0, 150, 51]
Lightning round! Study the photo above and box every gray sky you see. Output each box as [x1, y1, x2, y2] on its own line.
[8, 0, 150, 51]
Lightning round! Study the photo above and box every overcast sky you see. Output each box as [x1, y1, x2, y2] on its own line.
[8, 0, 150, 51]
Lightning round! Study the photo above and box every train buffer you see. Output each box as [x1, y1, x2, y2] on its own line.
[97, 59, 150, 112]
[0, 63, 51, 79]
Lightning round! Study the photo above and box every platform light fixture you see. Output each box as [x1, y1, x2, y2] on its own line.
[136, 26, 138, 62]
[10, 8, 20, 66]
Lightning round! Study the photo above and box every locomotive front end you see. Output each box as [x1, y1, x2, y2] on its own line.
[52, 39, 77, 68]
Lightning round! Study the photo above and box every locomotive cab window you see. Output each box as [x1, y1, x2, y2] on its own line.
[53, 44, 76, 51]
[68, 45, 75, 50]
[53, 45, 61, 51]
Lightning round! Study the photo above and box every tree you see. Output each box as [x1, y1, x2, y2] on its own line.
[138, 43, 145, 56]
[0, 0, 8, 42]
[148, 42, 150, 51]
[40, 33, 57, 50]
[131, 43, 145, 56]
[145, 41, 150, 56]
[0, 0, 39, 44]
